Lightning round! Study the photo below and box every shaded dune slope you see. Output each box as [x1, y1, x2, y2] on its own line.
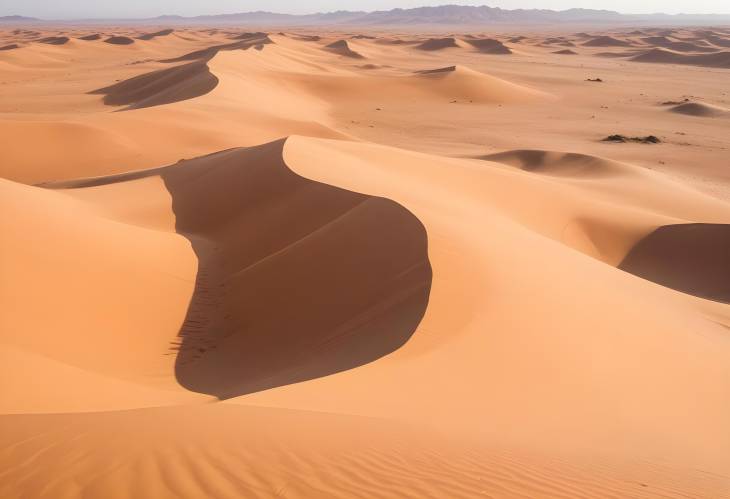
[104, 36, 135, 45]
[632, 48, 730, 68]
[583, 36, 632, 47]
[38, 36, 69, 45]
[137, 29, 174, 41]
[416, 37, 460, 51]
[480, 149, 627, 178]
[59, 140, 432, 400]
[465, 38, 512, 54]
[619, 224, 730, 303]
[90, 60, 219, 110]
[641, 36, 718, 53]
[324, 39, 364, 59]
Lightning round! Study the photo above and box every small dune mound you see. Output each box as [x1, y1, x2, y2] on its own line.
[0, 43, 19, 51]
[668, 102, 729, 117]
[357, 64, 381, 70]
[411, 65, 549, 104]
[480, 149, 628, 178]
[583, 36, 632, 47]
[324, 40, 364, 59]
[90, 60, 219, 110]
[465, 38, 512, 54]
[161, 35, 273, 63]
[619, 224, 730, 303]
[104, 36, 135, 45]
[631, 48, 730, 68]
[553, 49, 578, 55]
[137, 29, 174, 40]
[416, 37, 459, 51]
[508, 36, 527, 43]
[351, 34, 376, 40]
[78, 34, 101, 41]
[38, 36, 70, 45]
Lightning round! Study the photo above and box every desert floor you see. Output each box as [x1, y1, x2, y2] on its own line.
[1, 25, 730, 498]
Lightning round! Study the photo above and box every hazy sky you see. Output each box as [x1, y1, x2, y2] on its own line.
[3, 1, 730, 19]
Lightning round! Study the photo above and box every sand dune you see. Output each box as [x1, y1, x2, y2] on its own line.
[90, 60, 219, 110]
[78, 33, 101, 41]
[632, 47, 730, 68]
[465, 38, 512, 54]
[38, 36, 69, 45]
[553, 48, 578, 55]
[416, 37, 460, 50]
[137, 28, 174, 40]
[0, 43, 18, 50]
[2, 25, 730, 499]
[324, 39, 364, 58]
[583, 35, 632, 47]
[641, 36, 719, 52]
[104, 35, 135, 45]
[53, 140, 431, 399]
[668, 101, 729, 117]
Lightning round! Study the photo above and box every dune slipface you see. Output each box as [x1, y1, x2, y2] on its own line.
[324, 39, 365, 58]
[416, 37, 460, 50]
[164, 140, 432, 398]
[465, 38, 512, 54]
[137, 29, 174, 40]
[38, 36, 69, 45]
[104, 36, 135, 45]
[619, 224, 730, 302]
[90, 60, 219, 110]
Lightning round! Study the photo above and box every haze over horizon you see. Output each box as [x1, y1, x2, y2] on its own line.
[3, 1, 730, 20]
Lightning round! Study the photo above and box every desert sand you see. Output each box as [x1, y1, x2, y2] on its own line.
[1, 24, 730, 498]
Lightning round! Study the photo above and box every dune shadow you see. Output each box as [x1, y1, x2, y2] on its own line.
[89, 60, 219, 110]
[160, 139, 432, 399]
[619, 223, 730, 303]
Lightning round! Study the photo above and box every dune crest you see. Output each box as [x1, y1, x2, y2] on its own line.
[583, 35, 632, 47]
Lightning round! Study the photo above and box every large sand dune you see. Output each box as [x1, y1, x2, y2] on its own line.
[2, 25, 730, 498]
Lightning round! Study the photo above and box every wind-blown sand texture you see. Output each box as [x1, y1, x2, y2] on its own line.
[1, 24, 730, 499]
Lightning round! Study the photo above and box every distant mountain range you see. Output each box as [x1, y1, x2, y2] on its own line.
[2, 5, 730, 26]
